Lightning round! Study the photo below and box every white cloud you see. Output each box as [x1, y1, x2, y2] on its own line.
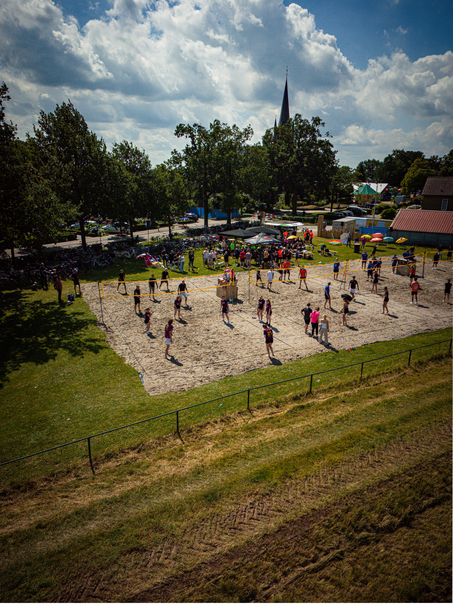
[1, 0, 452, 168]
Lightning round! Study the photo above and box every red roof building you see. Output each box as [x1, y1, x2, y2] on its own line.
[390, 209, 453, 247]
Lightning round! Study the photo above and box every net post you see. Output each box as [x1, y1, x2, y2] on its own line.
[98, 282, 104, 325]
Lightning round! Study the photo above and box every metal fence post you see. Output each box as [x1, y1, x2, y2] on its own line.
[87, 437, 95, 475]
[247, 389, 250, 411]
[360, 362, 364, 381]
[176, 410, 181, 439]
[408, 349, 412, 366]
[309, 374, 313, 394]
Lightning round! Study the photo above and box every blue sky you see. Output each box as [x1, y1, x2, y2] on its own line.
[1, 0, 452, 169]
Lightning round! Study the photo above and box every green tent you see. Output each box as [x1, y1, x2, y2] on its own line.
[355, 183, 377, 195]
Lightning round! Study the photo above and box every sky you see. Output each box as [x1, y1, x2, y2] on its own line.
[1, 0, 452, 169]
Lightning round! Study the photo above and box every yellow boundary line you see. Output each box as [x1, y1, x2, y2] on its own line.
[101, 273, 233, 299]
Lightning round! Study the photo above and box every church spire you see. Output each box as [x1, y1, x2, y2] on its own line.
[278, 69, 290, 126]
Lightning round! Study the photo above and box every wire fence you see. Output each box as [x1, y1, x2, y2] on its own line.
[1, 338, 451, 477]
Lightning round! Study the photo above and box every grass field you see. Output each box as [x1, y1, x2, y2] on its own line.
[0, 356, 451, 602]
[0, 277, 451, 483]
[0, 256, 451, 602]
[79, 236, 451, 284]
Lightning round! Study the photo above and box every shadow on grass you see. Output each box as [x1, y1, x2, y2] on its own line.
[0, 291, 106, 387]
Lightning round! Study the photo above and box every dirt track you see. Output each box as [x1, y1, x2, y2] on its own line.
[83, 257, 452, 396]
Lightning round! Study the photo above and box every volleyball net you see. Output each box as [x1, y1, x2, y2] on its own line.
[99, 271, 233, 299]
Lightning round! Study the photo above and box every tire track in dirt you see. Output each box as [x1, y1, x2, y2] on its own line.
[58, 420, 451, 602]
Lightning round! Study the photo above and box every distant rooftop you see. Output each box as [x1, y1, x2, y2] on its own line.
[391, 209, 453, 234]
[422, 177, 453, 197]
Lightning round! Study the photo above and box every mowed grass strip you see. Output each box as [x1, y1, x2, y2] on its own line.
[0, 359, 450, 602]
[0, 282, 451, 484]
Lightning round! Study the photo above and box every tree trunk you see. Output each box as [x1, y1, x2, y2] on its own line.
[290, 192, 297, 217]
[129, 218, 134, 241]
[10, 245, 15, 263]
[80, 218, 87, 252]
[168, 219, 173, 239]
[203, 198, 209, 228]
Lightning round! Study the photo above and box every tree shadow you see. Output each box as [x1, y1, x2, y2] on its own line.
[0, 291, 106, 387]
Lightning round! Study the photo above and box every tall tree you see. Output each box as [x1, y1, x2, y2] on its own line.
[153, 163, 187, 237]
[174, 120, 253, 226]
[211, 122, 253, 225]
[110, 141, 155, 238]
[32, 101, 107, 251]
[0, 84, 74, 256]
[401, 158, 436, 194]
[354, 159, 382, 183]
[329, 165, 356, 211]
[174, 123, 217, 227]
[439, 150, 453, 176]
[377, 149, 424, 187]
[263, 115, 337, 216]
[240, 144, 273, 211]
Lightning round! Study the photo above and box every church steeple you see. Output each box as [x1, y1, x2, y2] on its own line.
[278, 70, 290, 126]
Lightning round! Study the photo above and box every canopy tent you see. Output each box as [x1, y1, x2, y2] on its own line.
[245, 226, 281, 236]
[221, 228, 250, 238]
[355, 183, 377, 195]
[244, 233, 279, 245]
[353, 182, 388, 194]
[264, 221, 304, 228]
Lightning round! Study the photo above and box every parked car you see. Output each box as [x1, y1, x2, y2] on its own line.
[347, 206, 367, 217]
[329, 211, 347, 219]
[177, 217, 191, 224]
[101, 224, 125, 234]
[341, 210, 354, 217]
[364, 202, 378, 210]
[184, 213, 199, 222]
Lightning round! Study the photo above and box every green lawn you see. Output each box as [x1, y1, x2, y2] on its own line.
[0, 277, 451, 485]
[81, 237, 446, 285]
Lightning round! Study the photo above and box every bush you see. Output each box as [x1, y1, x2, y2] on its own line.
[374, 203, 391, 214]
[380, 206, 398, 220]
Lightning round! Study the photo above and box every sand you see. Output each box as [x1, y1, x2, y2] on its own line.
[82, 258, 452, 396]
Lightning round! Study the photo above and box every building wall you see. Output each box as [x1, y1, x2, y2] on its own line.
[421, 195, 453, 211]
[389, 229, 453, 247]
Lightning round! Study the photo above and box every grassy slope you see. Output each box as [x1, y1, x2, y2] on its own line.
[0, 358, 451, 602]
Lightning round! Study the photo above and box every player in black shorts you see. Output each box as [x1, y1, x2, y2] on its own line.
[160, 268, 170, 291]
[148, 273, 157, 300]
[302, 302, 311, 334]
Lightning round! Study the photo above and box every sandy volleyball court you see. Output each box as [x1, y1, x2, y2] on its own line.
[82, 258, 452, 396]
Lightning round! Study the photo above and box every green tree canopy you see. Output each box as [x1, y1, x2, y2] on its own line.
[110, 141, 155, 238]
[401, 158, 437, 194]
[174, 120, 253, 226]
[0, 84, 75, 255]
[32, 100, 108, 251]
[263, 115, 337, 216]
